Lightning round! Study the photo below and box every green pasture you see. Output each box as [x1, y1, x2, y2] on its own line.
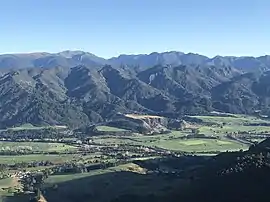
[96, 126, 128, 132]
[0, 154, 77, 165]
[1, 123, 67, 132]
[191, 115, 270, 125]
[152, 138, 248, 153]
[0, 142, 76, 153]
[93, 132, 248, 153]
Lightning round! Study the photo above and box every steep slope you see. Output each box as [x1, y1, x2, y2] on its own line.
[113, 138, 270, 202]
[2, 63, 270, 128]
[100, 65, 173, 112]
[211, 71, 270, 114]
[0, 69, 89, 128]
[138, 64, 240, 98]
[211, 73, 259, 113]
[65, 65, 126, 120]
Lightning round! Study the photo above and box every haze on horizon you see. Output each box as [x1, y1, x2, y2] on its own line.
[0, 0, 269, 58]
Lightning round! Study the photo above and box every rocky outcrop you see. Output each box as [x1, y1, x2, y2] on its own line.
[107, 113, 169, 134]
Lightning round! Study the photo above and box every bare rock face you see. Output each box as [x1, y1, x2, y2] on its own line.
[109, 113, 169, 134]
[125, 114, 167, 130]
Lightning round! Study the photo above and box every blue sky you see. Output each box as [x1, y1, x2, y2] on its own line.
[0, 0, 269, 58]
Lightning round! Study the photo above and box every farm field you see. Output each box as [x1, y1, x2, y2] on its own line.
[95, 126, 128, 132]
[0, 123, 67, 132]
[0, 178, 14, 188]
[92, 114, 270, 153]
[199, 125, 270, 135]
[0, 142, 76, 153]
[0, 177, 20, 198]
[193, 115, 270, 143]
[191, 115, 270, 124]
[92, 130, 186, 145]
[0, 154, 78, 165]
[152, 138, 248, 152]
[93, 135, 247, 153]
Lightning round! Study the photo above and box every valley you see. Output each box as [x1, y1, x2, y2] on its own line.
[0, 113, 269, 202]
[0, 51, 270, 202]
[1, 0, 270, 201]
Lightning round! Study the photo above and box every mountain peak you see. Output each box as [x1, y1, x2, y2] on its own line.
[57, 50, 88, 58]
[0, 51, 270, 73]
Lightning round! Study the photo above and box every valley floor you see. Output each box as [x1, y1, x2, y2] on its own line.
[0, 114, 269, 201]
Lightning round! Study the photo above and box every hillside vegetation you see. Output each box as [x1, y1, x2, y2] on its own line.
[1, 60, 270, 129]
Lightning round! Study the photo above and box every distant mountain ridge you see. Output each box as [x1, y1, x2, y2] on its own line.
[0, 50, 270, 74]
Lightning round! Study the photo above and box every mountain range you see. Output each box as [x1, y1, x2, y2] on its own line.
[1, 50, 270, 73]
[1, 50, 270, 128]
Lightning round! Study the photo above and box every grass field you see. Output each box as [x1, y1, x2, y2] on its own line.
[93, 137, 135, 145]
[199, 125, 270, 135]
[0, 154, 78, 165]
[153, 139, 248, 152]
[92, 114, 267, 153]
[93, 133, 247, 153]
[0, 142, 76, 153]
[93, 130, 186, 146]
[192, 115, 270, 125]
[0, 178, 13, 188]
[0, 177, 20, 197]
[96, 126, 128, 132]
[185, 115, 270, 146]
[1, 123, 67, 132]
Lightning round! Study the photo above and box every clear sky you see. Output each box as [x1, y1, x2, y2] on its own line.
[0, 0, 269, 58]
